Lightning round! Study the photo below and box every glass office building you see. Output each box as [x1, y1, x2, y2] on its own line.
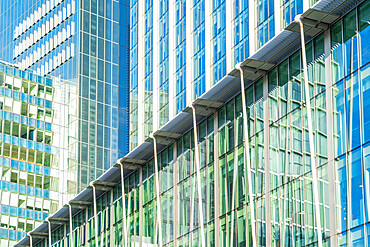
[0, 0, 130, 193]
[17, 0, 370, 246]
[0, 62, 78, 246]
[129, 0, 315, 151]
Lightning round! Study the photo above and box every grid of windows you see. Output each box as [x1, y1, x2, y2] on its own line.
[232, 0, 249, 67]
[159, 0, 169, 127]
[0, 64, 74, 247]
[211, 0, 226, 85]
[175, 0, 187, 114]
[32, 2, 370, 246]
[78, 0, 130, 189]
[1, 0, 130, 193]
[143, 0, 154, 138]
[130, 0, 139, 151]
[255, 0, 274, 49]
[192, 0, 205, 100]
[280, 0, 303, 29]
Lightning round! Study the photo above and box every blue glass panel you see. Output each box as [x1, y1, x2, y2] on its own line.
[345, 73, 361, 150]
[337, 154, 348, 232]
[358, 0, 370, 67]
[361, 63, 370, 143]
[350, 148, 365, 227]
[363, 143, 370, 223]
[351, 225, 365, 246]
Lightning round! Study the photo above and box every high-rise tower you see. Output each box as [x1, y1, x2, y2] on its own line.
[129, 0, 305, 151]
[0, 0, 130, 192]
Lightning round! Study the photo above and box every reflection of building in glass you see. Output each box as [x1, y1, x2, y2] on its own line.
[0, 62, 78, 246]
[0, 0, 130, 193]
[17, 0, 370, 247]
[129, 0, 313, 151]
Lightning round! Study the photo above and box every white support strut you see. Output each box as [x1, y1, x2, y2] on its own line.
[67, 204, 73, 247]
[150, 134, 163, 247]
[119, 163, 129, 247]
[46, 219, 52, 247]
[190, 105, 207, 247]
[235, 63, 258, 247]
[295, 14, 323, 247]
[28, 234, 33, 247]
[91, 184, 99, 247]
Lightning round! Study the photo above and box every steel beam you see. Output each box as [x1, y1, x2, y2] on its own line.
[149, 134, 163, 246]
[46, 218, 52, 247]
[235, 63, 257, 247]
[190, 105, 206, 247]
[118, 161, 129, 247]
[295, 14, 323, 247]
[66, 204, 73, 247]
[90, 183, 99, 247]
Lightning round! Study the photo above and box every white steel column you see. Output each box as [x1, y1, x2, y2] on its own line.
[324, 28, 337, 246]
[190, 105, 206, 247]
[46, 219, 52, 247]
[263, 74, 271, 246]
[274, 0, 281, 33]
[28, 234, 33, 247]
[149, 134, 163, 246]
[230, 126, 239, 246]
[137, 0, 145, 144]
[225, 0, 233, 72]
[303, 0, 309, 12]
[173, 143, 178, 247]
[168, 0, 175, 119]
[282, 75, 292, 247]
[153, 0, 159, 131]
[295, 14, 323, 247]
[139, 167, 143, 246]
[85, 205, 88, 246]
[189, 170, 196, 246]
[213, 112, 220, 247]
[67, 204, 73, 247]
[91, 183, 99, 247]
[248, 0, 255, 55]
[110, 189, 114, 247]
[204, 0, 211, 91]
[186, 0, 193, 104]
[235, 63, 257, 247]
[119, 164, 129, 247]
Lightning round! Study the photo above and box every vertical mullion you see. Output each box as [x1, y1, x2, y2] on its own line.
[214, 112, 220, 247]
[263, 73, 271, 246]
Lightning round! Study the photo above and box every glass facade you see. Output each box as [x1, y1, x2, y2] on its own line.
[143, 0, 153, 138]
[159, 0, 169, 127]
[232, 0, 249, 67]
[192, 0, 205, 100]
[255, 0, 274, 49]
[0, 63, 77, 246]
[0, 0, 130, 192]
[280, 0, 303, 29]
[129, 0, 138, 151]
[129, 0, 306, 151]
[24, 1, 370, 246]
[175, 0, 187, 114]
[211, 0, 226, 85]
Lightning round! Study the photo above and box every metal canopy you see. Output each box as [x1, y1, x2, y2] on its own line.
[47, 217, 69, 223]
[116, 157, 146, 170]
[16, 1, 355, 246]
[69, 200, 91, 206]
[286, 9, 339, 36]
[145, 130, 182, 146]
[229, 59, 275, 80]
[29, 232, 48, 238]
[88, 181, 116, 191]
[183, 99, 223, 116]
